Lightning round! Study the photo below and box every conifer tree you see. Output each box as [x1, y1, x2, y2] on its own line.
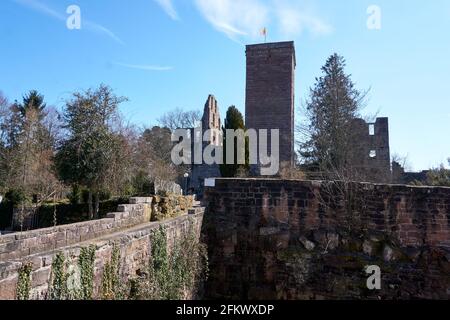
[220, 106, 249, 177]
[300, 53, 367, 178]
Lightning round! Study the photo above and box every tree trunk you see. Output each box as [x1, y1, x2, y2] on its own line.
[88, 191, 93, 220]
[53, 193, 57, 227]
[94, 191, 100, 219]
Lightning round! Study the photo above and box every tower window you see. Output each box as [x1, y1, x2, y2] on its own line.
[369, 150, 377, 158]
[369, 124, 375, 136]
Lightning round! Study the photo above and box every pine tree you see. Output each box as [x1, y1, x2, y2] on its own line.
[300, 53, 367, 178]
[19, 90, 46, 119]
[0, 91, 60, 204]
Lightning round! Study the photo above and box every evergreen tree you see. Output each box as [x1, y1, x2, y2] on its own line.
[220, 106, 249, 177]
[19, 90, 46, 119]
[300, 53, 367, 178]
[426, 159, 450, 187]
[56, 84, 128, 219]
[0, 91, 60, 205]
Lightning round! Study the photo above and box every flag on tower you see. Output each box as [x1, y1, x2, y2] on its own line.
[260, 27, 267, 42]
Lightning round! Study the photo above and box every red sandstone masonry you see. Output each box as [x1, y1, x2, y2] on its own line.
[204, 178, 450, 299]
[205, 179, 450, 248]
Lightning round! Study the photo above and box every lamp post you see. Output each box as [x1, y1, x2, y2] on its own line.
[183, 173, 189, 195]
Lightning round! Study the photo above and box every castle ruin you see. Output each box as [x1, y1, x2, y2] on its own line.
[351, 117, 391, 182]
[187, 41, 406, 187]
[188, 95, 221, 194]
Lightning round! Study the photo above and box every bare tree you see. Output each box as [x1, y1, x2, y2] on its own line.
[391, 153, 411, 172]
[134, 126, 179, 188]
[105, 117, 139, 197]
[0, 92, 11, 193]
[157, 108, 201, 131]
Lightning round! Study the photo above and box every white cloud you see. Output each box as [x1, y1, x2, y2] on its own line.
[13, 0, 125, 45]
[194, 0, 269, 40]
[113, 62, 174, 71]
[154, 0, 179, 20]
[276, 5, 333, 38]
[194, 0, 332, 42]
[84, 22, 125, 46]
[14, 0, 65, 20]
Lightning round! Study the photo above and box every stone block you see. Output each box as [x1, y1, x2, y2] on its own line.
[129, 197, 153, 204]
[117, 204, 135, 213]
[0, 276, 18, 300]
[31, 267, 51, 287]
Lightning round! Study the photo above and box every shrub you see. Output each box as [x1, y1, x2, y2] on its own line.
[5, 188, 28, 205]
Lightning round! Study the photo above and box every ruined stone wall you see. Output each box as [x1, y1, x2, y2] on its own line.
[189, 95, 222, 194]
[203, 179, 450, 299]
[351, 117, 391, 182]
[0, 197, 204, 300]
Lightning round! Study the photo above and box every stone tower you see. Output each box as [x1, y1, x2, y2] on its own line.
[202, 95, 221, 146]
[245, 41, 296, 175]
[351, 117, 391, 182]
[189, 95, 221, 195]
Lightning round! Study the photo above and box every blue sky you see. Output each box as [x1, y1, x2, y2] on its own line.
[0, 0, 449, 171]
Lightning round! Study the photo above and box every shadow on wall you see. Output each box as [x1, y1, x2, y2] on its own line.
[203, 178, 450, 300]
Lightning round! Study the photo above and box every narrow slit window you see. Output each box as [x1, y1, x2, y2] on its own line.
[369, 124, 375, 136]
[369, 150, 377, 158]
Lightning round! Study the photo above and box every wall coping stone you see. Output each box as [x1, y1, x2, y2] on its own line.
[206, 178, 450, 190]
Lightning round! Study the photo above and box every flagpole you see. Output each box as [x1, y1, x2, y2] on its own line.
[261, 27, 267, 43]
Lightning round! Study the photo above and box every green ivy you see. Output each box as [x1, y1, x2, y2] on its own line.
[49, 253, 69, 300]
[101, 244, 121, 300]
[77, 245, 96, 300]
[151, 226, 172, 299]
[39, 222, 207, 300]
[129, 223, 208, 300]
[16, 262, 33, 300]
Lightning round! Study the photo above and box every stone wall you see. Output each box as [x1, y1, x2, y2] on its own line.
[203, 178, 450, 299]
[0, 197, 203, 300]
[0, 198, 153, 262]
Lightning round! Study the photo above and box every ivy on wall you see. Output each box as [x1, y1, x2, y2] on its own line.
[101, 244, 122, 300]
[16, 262, 33, 300]
[129, 223, 208, 300]
[49, 253, 69, 300]
[77, 245, 96, 300]
[16, 219, 207, 300]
